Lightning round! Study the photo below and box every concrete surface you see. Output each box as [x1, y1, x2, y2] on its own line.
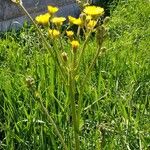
[0, 0, 80, 31]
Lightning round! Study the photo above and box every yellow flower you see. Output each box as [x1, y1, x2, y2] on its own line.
[48, 5, 59, 15]
[68, 16, 76, 23]
[73, 18, 82, 26]
[68, 16, 83, 26]
[66, 30, 74, 37]
[51, 17, 66, 26]
[48, 29, 60, 38]
[83, 6, 104, 17]
[11, 0, 21, 4]
[87, 20, 97, 29]
[35, 13, 51, 25]
[71, 40, 79, 51]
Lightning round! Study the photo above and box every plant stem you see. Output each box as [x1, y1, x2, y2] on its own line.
[77, 44, 103, 127]
[76, 31, 91, 71]
[68, 69, 80, 150]
[81, 45, 102, 88]
[37, 94, 68, 150]
[19, 3, 66, 82]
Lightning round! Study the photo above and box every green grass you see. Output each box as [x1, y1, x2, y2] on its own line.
[0, 0, 150, 149]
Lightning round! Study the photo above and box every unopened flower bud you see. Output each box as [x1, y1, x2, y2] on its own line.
[96, 26, 106, 46]
[80, 13, 86, 22]
[61, 52, 68, 62]
[26, 76, 35, 88]
[101, 47, 107, 53]
[103, 16, 110, 25]
[35, 91, 41, 100]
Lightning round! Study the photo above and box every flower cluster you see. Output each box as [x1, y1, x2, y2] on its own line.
[12, 2, 108, 149]
[35, 5, 105, 62]
[67, 5, 104, 33]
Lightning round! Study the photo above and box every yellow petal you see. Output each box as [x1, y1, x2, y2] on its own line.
[83, 6, 104, 16]
[48, 5, 59, 14]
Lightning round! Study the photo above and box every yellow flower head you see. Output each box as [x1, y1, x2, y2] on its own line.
[48, 5, 59, 15]
[51, 17, 66, 26]
[68, 16, 83, 26]
[11, 0, 21, 4]
[71, 40, 79, 50]
[87, 20, 97, 29]
[48, 29, 60, 38]
[35, 13, 51, 25]
[83, 6, 104, 17]
[68, 16, 76, 23]
[66, 30, 74, 38]
[73, 18, 82, 26]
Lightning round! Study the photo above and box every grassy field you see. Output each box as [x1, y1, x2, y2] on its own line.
[0, 0, 150, 149]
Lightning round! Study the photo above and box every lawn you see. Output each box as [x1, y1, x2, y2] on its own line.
[0, 0, 150, 149]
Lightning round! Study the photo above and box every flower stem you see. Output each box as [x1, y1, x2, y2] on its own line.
[36, 94, 68, 150]
[76, 31, 91, 71]
[77, 44, 103, 127]
[19, 3, 66, 82]
[68, 69, 80, 150]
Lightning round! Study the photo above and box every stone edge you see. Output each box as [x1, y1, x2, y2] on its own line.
[0, 3, 80, 31]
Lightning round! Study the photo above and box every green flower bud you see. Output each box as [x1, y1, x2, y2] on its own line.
[26, 76, 35, 88]
[101, 47, 107, 53]
[103, 16, 110, 25]
[61, 52, 68, 62]
[96, 25, 106, 46]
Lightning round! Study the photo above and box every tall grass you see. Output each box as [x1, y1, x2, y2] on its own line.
[0, 0, 150, 149]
